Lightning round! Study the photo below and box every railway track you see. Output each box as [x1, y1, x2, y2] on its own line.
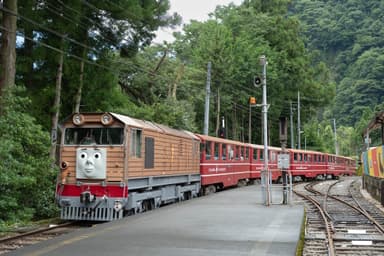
[0, 221, 90, 255]
[294, 177, 384, 256]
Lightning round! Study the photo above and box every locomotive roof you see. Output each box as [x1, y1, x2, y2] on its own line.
[111, 113, 200, 140]
[60, 112, 200, 141]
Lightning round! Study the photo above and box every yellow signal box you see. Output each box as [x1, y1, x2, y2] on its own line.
[249, 97, 257, 106]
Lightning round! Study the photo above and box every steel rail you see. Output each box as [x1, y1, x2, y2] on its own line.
[0, 221, 75, 243]
[293, 189, 336, 256]
[316, 180, 384, 234]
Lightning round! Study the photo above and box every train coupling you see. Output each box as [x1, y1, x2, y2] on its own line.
[80, 191, 96, 204]
[114, 200, 123, 212]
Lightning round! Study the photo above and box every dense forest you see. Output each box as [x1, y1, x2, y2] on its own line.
[0, 0, 382, 224]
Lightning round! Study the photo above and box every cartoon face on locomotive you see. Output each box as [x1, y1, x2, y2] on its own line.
[56, 112, 201, 221]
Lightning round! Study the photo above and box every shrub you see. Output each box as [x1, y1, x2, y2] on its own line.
[0, 87, 58, 223]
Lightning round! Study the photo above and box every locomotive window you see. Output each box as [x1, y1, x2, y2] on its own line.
[64, 127, 124, 145]
[130, 129, 142, 158]
[245, 147, 249, 160]
[259, 150, 263, 160]
[253, 148, 257, 160]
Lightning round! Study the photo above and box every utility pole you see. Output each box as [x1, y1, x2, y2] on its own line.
[333, 118, 338, 155]
[203, 62, 211, 135]
[249, 104, 251, 143]
[290, 101, 294, 149]
[260, 55, 270, 206]
[297, 91, 301, 149]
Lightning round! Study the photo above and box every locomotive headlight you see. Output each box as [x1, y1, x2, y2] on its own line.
[60, 161, 69, 170]
[101, 113, 113, 125]
[73, 113, 85, 126]
[114, 200, 123, 212]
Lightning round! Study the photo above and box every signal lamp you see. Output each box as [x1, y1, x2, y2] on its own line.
[249, 97, 257, 105]
[254, 76, 261, 87]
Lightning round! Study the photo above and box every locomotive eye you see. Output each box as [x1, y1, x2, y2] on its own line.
[80, 152, 87, 159]
[94, 152, 101, 159]
[60, 161, 68, 170]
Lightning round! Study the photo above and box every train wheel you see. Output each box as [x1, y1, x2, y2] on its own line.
[237, 180, 246, 187]
[204, 185, 216, 195]
[185, 191, 192, 200]
[142, 199, 155, 212]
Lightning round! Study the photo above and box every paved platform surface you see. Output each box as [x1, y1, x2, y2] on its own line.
[11, 185, 304, 256]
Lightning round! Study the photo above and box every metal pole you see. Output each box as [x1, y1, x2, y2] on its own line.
[290, 101, 294, 149]
[249, 104, 251, 143]
[305, 135, 306, 151]
[297, 91, 301, 149]
[203, 62, 211, 135]
[260, 55, 270, 206]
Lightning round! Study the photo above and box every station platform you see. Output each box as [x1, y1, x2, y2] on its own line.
[11, 184, 304, 256]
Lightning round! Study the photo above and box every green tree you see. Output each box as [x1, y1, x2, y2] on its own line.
[0, 87, 57, 223]
[170, 0, 333, 145]
[292, 0, 384, 128]
[0, 0, 18, 112]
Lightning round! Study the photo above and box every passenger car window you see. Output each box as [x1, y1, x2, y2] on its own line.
[222, 144, 227, 160]
[205, 141, 211, 160]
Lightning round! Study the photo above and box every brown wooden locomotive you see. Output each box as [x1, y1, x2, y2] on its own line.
[56, 112, 200, 221]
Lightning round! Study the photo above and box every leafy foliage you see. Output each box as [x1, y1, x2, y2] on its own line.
[0, 87, 57, 223]
[170, 0, 333, 145]
[292, 0, 384, 128]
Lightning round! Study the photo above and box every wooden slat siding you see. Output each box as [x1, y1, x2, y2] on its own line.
[126, 130, 199, 178]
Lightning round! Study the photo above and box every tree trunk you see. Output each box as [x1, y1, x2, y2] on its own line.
[0, 0, 17, 112]
[232, 102, 237, 140]
[73, 58, 85, 113]
[49, 45, 64, 160]
[170, 63, 184, 99]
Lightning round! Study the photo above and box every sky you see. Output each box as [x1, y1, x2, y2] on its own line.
[154, 0, 244, 43]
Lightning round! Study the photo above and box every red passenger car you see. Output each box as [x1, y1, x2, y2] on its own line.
[288, 149, 328, 181]
[249, 145, 282, 182]
[196, 135, 251, 194]
[326, 154, 356, 178]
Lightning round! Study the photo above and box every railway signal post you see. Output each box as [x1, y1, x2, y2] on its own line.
[279, 116, 291, 205]
[259, 55, 271, 206]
